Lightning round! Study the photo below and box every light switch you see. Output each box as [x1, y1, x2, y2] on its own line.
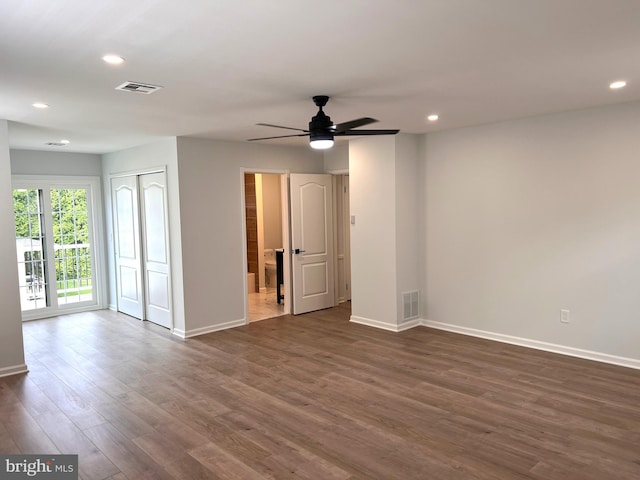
[351, 215, 356, 225]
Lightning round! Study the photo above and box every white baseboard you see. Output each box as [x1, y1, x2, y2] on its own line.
[348, 314, 640, 370]
[421, 319, 640, 371]
[350, 315, 421, 333]
[172, 318, 246, 339]
[0, 363, 29, 378]
[108, 303, 117, 311]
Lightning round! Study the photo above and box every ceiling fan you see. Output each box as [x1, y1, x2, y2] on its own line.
[248, 95, 400, 149]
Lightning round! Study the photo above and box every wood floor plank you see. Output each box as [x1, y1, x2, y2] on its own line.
[0, 398, 60, 454]
[32, 409, 119, 480]
[213, 411, 352, 480]
[162, 451, 223, 480]
[102, 474, 128, 480]
[2, 303, 639, 479]
[188, 442, 269, 480]
[0, 420, 21, 454]
[83, 423, 173, 480]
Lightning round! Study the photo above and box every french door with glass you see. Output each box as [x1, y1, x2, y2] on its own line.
[12, 176, 103, 320]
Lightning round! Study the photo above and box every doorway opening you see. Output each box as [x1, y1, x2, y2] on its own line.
[242, 171, 351, 322]
[244, 172, 287, 322]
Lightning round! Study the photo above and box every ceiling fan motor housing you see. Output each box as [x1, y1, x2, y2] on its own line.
[309, 110, 334, 142]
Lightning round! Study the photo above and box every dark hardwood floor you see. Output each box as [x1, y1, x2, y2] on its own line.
[1, 304, 640, 479]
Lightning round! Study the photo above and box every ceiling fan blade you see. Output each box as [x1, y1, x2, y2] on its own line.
[335, 129, 400, 136]
[332, 117, 377, 133]
[247, 133, 310, 141]
[257, 123, 308, 133]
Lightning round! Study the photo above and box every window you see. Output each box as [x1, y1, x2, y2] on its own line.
[12, 177, 104, 320]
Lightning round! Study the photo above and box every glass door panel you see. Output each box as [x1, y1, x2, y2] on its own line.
[13, 188, 50, 311]
[51, 188, 94, 305]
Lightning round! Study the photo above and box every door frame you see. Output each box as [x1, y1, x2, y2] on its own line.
[240, 168, 291, 323]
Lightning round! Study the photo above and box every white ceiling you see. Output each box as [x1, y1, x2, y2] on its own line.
[1, 0, 639, 154]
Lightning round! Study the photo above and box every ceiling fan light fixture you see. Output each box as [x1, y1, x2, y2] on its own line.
[102, 54, 125, 65]
[310, 138, 334, 150]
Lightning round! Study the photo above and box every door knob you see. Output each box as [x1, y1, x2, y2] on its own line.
[293, 248, 306, 254]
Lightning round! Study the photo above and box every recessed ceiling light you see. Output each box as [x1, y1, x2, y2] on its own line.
[427, 114, 439, 122]
[32, 102, 49, 109]
[102, 54, 125, 65]
[60, 139, 70, 144]
[610, 80, 627, 89]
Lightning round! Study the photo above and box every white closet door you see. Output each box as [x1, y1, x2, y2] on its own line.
[139, 172, 172, 328]
[111, 176, 143, 319]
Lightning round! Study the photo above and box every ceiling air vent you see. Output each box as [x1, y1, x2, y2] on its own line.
[115, 81, 163, 94]
[45, 142, 67, 147]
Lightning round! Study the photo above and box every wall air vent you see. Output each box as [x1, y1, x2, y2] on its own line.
[115, 81, 163, 94]
[402, 290, 420, 321]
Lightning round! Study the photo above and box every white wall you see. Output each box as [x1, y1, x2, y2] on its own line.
[349, 136, 398, 327]
[175, 137, 322, 335]
[10, 150, 102, 176]
[101, 138, 186, 332]
[0, 121, 27, 377]
[422, 101, 640, 364]
[395, 135, 420, 323]
[349, 134, 421, 330]
[324, 142, 349, 172]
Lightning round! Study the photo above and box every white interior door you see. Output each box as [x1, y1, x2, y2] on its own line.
[139, 173, 172, 328]
[290, 173, 335, 314]
[111, 176, 143, 319]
